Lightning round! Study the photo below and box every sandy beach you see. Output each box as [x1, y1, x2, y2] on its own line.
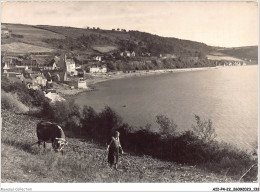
[56, 67, 218, 96]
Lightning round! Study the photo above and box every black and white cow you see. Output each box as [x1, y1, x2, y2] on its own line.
[36, 121, 68, 152]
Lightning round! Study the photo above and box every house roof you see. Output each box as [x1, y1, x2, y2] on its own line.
[56, 58, 66, 70]
[90, 64, 107, 68]
[42, 70, 66, 81]
[42, 71, 52, 81]
[66, 58, 75, 64]
[2, 56, 23, 62]
[54, 56, 60, 63]
[31, 67, 42, 72]
[8, 77, 21, 83]
[31, 74, 46, 80]
[7, 72, 17, 77]
[25, 69, 33, 74]
[22, 73, 32, 80]
[76, 68, 84, 72]
[45, 60, 56, 67]
[21, 59, 32, 65]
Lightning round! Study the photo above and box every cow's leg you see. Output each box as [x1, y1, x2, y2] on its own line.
[38, 140, 41, 148]
[51, 140, 55, 149]
[43, 142, 46, 149]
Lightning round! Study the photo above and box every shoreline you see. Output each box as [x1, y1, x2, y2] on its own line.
[58, 66, 219, 97]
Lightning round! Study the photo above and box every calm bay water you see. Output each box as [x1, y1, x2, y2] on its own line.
[75, 66, 258, 151]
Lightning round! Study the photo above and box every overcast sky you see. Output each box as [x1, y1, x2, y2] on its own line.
[1, 1, 258, 47]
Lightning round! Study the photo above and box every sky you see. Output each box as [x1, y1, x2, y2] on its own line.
[1, 1, 258, 47]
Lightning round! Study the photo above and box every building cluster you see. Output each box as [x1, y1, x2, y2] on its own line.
[1, 25, 10, 38]
[120, 51, 136, 57]
[2, 53, 108, 90]
[215, 60, 247, 67]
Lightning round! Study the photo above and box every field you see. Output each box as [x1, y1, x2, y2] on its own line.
[92, 45, 118, 53]
[1, 42, 54, 54]
[206, 54, 242, 61]
[3, 23, 65, 47]
[1, 109, 235, 183]
[1, 23, 257, 65]
[219, 46, 258, 61]
[35, 25, 131, 41]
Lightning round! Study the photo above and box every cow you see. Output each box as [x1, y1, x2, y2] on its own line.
[36, 121, 68, 152]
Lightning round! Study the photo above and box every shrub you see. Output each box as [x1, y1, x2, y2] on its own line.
[40, 99, 81, 129]
[81, 106, 98, 136]
[50, 101, 70, 123]
[2, 78, 49, 108]
[191, 114, 217, 143]
[66, 116, 82, 134]
[28, 89, 49, 107]
[96, 106, 123, 141]
[1, 91, 29, 113]
[67, 100, 81, 118]
[41, 100, 54, 119]
[156, 114, 178, 136]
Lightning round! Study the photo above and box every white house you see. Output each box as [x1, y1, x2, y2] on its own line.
[1, 25, 9, 36]
[120, 51, 135, 57]
[78, 78, 87, 89]
[90, 65, 107, 73]
[65, 55, 77, 76]
[94, 56, 102, 61]
[125, 51, 131, 57]
[2, 30, 9, 35]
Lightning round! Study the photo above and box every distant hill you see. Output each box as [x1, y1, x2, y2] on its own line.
[1, 23, 257, 67]
[2, 23, 213, 57]
[218, 46, 258, 63]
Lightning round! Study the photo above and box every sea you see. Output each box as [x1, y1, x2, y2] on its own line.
[74, 65, 258, 151]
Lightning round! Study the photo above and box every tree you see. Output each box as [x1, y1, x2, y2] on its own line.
[66, 116, 82, 134]
[106, 62, 117, 71]
[97, 106, 122, 140]
[191, 115, 217, 143]
[156, 115, 178, 137]
[81, 106, 98, 135]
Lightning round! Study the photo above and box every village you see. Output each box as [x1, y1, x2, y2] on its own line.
[1, 23, 250, 100]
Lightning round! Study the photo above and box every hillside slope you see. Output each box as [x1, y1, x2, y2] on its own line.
[1, 109, 235, 183]
[2, 23, 213, 57]
[2, 23, 65, 53]
[218, 46, 258, 62]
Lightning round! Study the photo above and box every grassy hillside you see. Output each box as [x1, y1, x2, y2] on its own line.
[2, 23, 65, 49]
[1, 42, 55, 54]
[2, 23, 257, 66]
[206, 54, 242, 61]
[2, 23, 213, 57]
[218, 46, 258, 62]
[2, 109, 235, 183]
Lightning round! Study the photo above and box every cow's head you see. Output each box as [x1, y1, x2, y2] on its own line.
[53, 138, 68, 152]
